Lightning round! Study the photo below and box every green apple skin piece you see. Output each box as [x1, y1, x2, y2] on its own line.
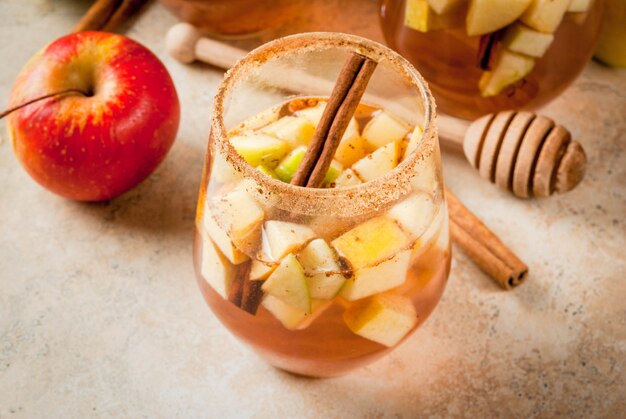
[262, 220, 317, 262]
[298, 238, 347, 300]
[343, 293, 418, 347]
[275, 146, 306, 183]
[274, 146, 343, 186]
[204, 210, 249, 264]
[403, 125, 424, 161]
[466, 0, 533, 36]
[334, 169, 363, 187]
[405, 0, 466, 32]
[332, 216, 411, 300]
[261, 115, 315, 148]
[352, 141, 401, 182]
[362, 111, 411, 150]
[386, 193, 436, 240]
[521, 0, 570, 33]
[200, 230, 233, 299]
[502, 23, 555, 57]
[568, 0, 593, 12]
[256, 164, 279, 179]
[209, 187, 265, 253]
[479, 49, 535, 97]
[427, 0, 466, 14]
[230, 133, 288, 169]
[261, 254, 311, 313]
[262, 295, 331, 330]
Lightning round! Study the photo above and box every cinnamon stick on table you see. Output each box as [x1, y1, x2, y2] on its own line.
[74, 0, 149, 33]
[446, 189, 528, 289]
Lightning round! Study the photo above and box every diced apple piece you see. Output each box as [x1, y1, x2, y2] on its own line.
[343, 293, 418, 347]
[568, 0, 593, 12]
[256, 164, 279, 179]
[502, 22, 554, 57]
[405, 0, 466, 32]
[211, 150, 242, 184]
[275, 146, 306, 183]
[210, 187, 264, 253]
[479, 49, 535, 97]
[262, 220, 316, 261]
[403, 125, 423, 161]
[352, 141, 401, 182]
[200, 230, 233, 299]
[362, 111, 411, 150]
[466, 0, 533, 36]
[427, 0, 465, 14]
[261, 254, 310, 313]
[274, 146, 343, 186]
[335, 133, 368, 167]
[387, 193, 436, 239]
[332, 216, 411, 300]
[340, 250, 412, 301]
[250, 259, 277, 281]
[521, 0, 570, 33]
[332, 216, 409, 268]
[262, 295, 331, 330]
[204, 210, 249, 264]
[334, 169, 363, 187]
[261, 116, 315, 148]
[230, 133, 288, 169]
[298, 239, 347, 300]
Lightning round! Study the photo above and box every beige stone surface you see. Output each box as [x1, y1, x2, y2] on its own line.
[0, 0, 624, 417]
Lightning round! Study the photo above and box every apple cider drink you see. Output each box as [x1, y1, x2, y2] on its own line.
[379, 0, 604, 119]
[194, 34, 450, 377]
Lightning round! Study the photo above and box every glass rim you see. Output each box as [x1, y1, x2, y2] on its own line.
[211, 32, 438, 215]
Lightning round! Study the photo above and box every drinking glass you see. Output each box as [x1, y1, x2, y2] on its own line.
[193, 32, 450, 377]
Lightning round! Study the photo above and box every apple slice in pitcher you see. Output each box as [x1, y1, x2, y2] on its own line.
[521, 0, 570, 33]
[466, 0, 533, 36]
[502, 23, 555, 58]
[479, 49, 535, 97]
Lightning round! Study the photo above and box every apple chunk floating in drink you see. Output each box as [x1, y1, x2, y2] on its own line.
[193, 34, 450, 377]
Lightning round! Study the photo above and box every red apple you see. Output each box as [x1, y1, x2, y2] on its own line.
[6, 31, 180, 201]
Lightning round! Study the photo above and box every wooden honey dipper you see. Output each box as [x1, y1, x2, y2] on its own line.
[166, 22, 587, 199]
[437, 112, 586, 198]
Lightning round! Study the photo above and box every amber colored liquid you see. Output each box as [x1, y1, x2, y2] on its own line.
[379, 0, 604, 120]
[159, 0, 302, 38]
[193, 101, 451, 377]
[194, 228, 450, 377]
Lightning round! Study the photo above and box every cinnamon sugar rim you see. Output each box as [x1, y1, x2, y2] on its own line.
[211, 32, 437, 215]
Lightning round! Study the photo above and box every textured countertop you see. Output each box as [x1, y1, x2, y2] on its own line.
[1, 1, 624, 417]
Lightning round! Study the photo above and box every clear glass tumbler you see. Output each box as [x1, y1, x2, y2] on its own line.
[193, 33, 450, 377]
[379, 0, 604, 120]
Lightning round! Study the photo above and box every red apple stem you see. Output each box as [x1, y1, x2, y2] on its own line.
[0, 88, 88, 120]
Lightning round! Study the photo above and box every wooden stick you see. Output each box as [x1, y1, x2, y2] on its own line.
[306, 57, 377, 187]
[102, 0, 150, 32]
[291, 53, 367, 187]
[446, 189, 528, 289]
[74, 0, 122, 32]
[74, 0, 149, 33]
